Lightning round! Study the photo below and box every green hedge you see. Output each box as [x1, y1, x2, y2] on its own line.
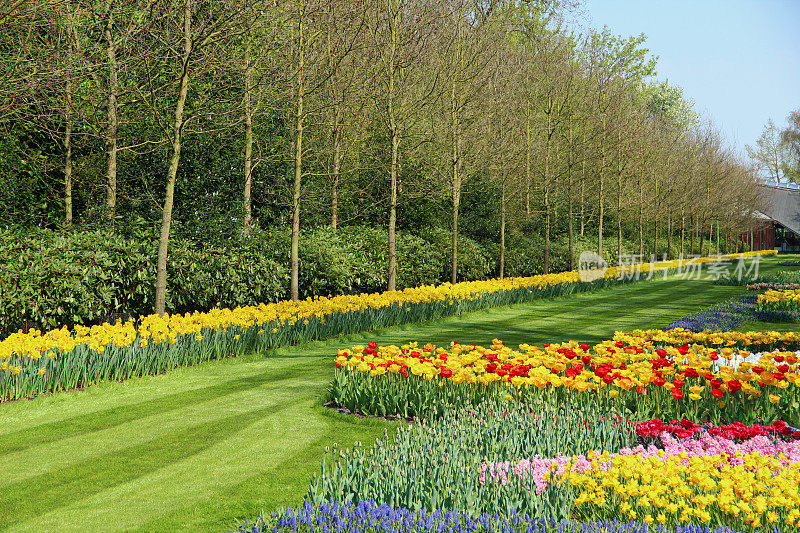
[0, 229, 287, 336]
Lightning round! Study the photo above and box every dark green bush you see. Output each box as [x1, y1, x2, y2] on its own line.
[335, 226, 447, 290]
[1, 224, 530, 336]
[0, 228, 287, 336]
[482, 234, 543, 277]
[251, 225, 460, 297]
[414, 227, 494, 281]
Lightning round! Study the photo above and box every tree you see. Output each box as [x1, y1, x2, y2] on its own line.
[153, 0, 255, 315]
[781, 110, 800, 183]
[746, 118, 790, 183]
[367, 0, 442, 291]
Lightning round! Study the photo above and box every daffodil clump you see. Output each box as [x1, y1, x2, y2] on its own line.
[332, 337, 800, 425]
[0, 252, 765, 401]
[757, 289, 800, 318]
[511, 449, 800, 531]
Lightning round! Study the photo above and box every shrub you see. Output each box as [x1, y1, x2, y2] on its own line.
[414, 227, 494, 281]
[0, 228, 287, 336]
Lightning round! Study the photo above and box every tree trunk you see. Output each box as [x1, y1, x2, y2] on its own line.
[450, 79, 460, 284]
[708, 223, 714, 256]
[64, 51, 74, 226]
[242, 31, 254, 236]
[499, 181, 506, 279]
[544, 186, 550, 274]
[616, 184, 622, 262]
[544, 109, 551, 274]
[331, 103, 341, 231]
[597, 115, 605, 257]
[616, 131, 622, 262]
[680, 212, 685, 258]
[155, 0, 192, 316]
[63, 0, 75, 225]
[567, 123, 574, 270]
[580, 130, 586, 237]
[525, 119, 531, 220]
[653, 219, 658, 258]
[666, 215, 672, 259]
[388, 122, 398, 291]
[104, 0, 119, 220]
[386, 14, 398, 291]
[638, 174, 643, 259]
[698, 220, 705, 257]
[652, 173, 658, 258]
[290, 8, 305, 302]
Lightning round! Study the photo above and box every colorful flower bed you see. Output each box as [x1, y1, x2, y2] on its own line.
[664, 296, 759, 332]
[331, 339, 800, 425]
[290, 332, 800, 532]
[613, 328, 800, 350]
[634, 418, 800, 440]
[227, 310, 800, 533]
[0, 252, 769, 402]
[245, 391, 800, 532]
[747, 282, 800, 291]
[482, 439, 800, 529]
[664, 295, 798, 332]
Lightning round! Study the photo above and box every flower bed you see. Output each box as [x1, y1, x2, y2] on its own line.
[635, 418, 800, 440]
[0, 252, 768, 402]
[747, 282, 800, 291]
[332, 339, 800, 425]
[664, 296, 758, 332]
[305, 396, 800, 531]
[757, 289, 800, 320]
[613, 328, 800, 350]
[663, 294, 798, 332]
[482, 437, 800, 529]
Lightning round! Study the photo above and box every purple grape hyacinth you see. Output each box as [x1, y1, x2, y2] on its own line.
[235, 499, 764, 533]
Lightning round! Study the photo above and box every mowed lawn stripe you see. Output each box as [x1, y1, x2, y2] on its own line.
[269, 276, 746, 354]
[132, 412, 396, 533]
[0, 401, 293, 530]
[0, 362, 309, 456]
[0, 364, 325, 487]
[8, 394, 336, 533]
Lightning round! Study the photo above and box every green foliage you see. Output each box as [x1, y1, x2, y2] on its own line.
[639, 79, 699, 132]
[308, 397, 633, 518]
[482, 234, 543, 278]
[0, 228, 287, 336]
[415, 227, 495, 281]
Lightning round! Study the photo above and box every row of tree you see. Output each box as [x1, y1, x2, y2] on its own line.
[1, 0, 765, 313]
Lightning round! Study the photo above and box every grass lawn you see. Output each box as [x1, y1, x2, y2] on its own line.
[0, 255, 796, 532]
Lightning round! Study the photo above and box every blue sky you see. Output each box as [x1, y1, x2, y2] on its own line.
[579, 0, 800, 157]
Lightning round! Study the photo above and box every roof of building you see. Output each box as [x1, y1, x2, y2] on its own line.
[758, 183, 800, 236]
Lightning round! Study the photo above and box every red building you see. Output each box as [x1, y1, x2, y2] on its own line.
[741, 215, 776, 251]
[742, 184, 800, 252]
